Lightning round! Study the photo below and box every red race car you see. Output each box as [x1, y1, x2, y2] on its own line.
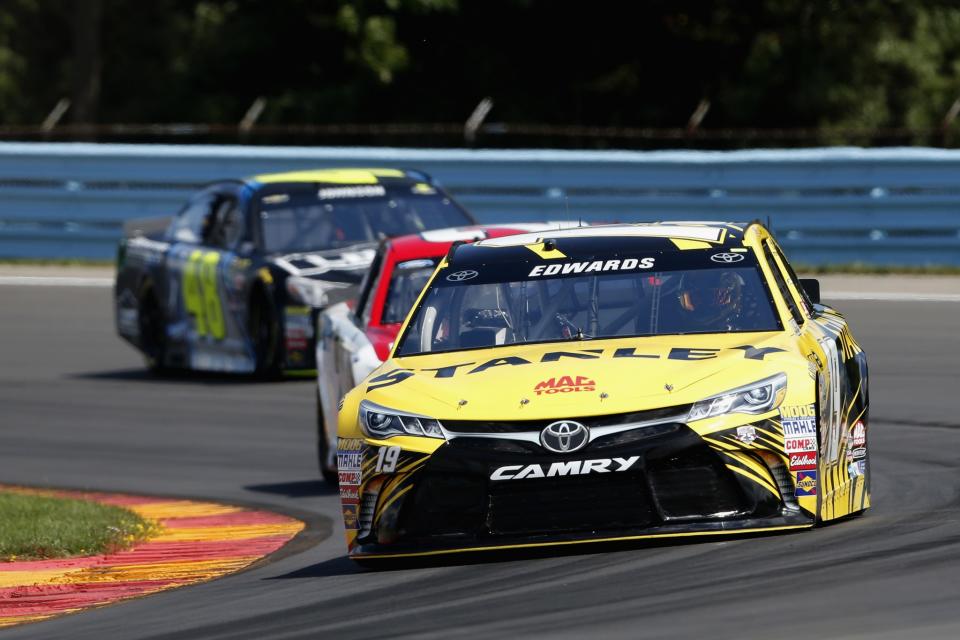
[315, 223, 572, 482]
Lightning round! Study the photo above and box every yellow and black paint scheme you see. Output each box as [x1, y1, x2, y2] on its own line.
[336, 222, 870, 559]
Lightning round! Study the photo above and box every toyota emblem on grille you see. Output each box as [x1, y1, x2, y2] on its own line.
[540, 420, 590, 453]
[710, 252, 745, 263]
[446, 269, 479, 282]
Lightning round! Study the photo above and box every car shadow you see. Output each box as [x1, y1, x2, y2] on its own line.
[68, 368, 313, 386]
[245, 479, 337, 498]
[269, 527, 809, 578]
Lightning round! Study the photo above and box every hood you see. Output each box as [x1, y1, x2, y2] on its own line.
[363, 332, 803, 421]
[271, 247, 376, 281]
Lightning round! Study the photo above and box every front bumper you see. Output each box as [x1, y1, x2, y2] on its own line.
[344, 419, 813, 559]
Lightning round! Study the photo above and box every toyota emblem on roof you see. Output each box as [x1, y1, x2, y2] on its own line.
[710, 252, 745, 263]
[446, 269, 479, 282]
[540, 420, 590, 453]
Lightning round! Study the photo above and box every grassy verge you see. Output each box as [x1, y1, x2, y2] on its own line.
[0, 491, 156, 561]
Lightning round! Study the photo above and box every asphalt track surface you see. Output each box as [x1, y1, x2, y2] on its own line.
[1, 285, 959, 639]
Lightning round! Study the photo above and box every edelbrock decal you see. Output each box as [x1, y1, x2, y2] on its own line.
[490, 456, 639, 481]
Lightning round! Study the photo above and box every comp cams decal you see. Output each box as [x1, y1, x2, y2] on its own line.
[490, 456, 640, 481]
[528, 257, 655, 278]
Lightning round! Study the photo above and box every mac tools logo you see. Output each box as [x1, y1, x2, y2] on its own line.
[539, 420, 590, 453]
[534, 375, 596, 396]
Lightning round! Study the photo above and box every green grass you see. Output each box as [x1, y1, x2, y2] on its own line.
[0, 491, 156, 561]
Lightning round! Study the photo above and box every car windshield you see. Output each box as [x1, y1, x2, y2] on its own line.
[382, 259, 438, 325]
[258, 189, 472, 254]
[395, 252, 781, 356]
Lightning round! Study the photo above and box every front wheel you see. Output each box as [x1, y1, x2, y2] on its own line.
[317, 393, 338, 485]
[250, 292, 282, 379]
[138, 284, 167, 373]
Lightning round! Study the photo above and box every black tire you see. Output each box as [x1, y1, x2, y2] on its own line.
[317, 393, 339, 485]
[138, 283, 167, 373]
[250, 290, 282, 379]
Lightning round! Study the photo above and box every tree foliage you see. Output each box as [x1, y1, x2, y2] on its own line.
[1, 0, 959, 143]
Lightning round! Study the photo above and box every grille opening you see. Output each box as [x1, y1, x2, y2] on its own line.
[647, 446, 747, 520]
[756, 450, 800, 511]
[487, 472, 657, 535]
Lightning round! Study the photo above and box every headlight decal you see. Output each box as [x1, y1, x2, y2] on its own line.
[359, 400, 445, 440]
[688, 373, 788, 421]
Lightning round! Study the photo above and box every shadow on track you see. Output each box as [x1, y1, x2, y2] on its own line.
[68, 368, 313, 386]
[271, 527, 808, 579]
[246, 479, 337, 498]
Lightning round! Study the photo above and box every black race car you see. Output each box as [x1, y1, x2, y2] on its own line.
[114, 168, 475, 375]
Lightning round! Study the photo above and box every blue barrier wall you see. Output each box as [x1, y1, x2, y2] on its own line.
[1, 142, 959, 265]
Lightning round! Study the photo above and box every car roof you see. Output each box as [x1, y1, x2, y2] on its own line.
[386, 224, 570, 263]
[246, 167, 430, 187]
[465, 221, 754, 255]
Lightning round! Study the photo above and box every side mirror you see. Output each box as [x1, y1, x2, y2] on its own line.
[799, 278, 820, 304]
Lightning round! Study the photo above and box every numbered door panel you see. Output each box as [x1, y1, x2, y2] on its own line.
[166, 188, 256, 373]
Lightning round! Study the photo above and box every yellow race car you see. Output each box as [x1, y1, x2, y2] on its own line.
[336, 222, 869, 560]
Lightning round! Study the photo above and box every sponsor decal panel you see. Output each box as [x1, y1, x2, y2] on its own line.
[491, 456, 639, 481]
[337, 438, 365, 526]
[852, 420, 866, 446]
[784, 436, 817, 454]
[781, 403, 819, 469]
[528, 257, 655, 278]
[318, 185, 386, 200]
[848, 461, 865, 478]
[338, 470, 361, 486]
[366, 344, 784, 391]
[284, 306, 312, 360]
[795, 470, 818, 497]
[342, 504, 359, 530]
[736, 425, 758, 444]
[789, 452, 817, 471]
[534, 375, 596, 396]
[851, 446, 866, 460]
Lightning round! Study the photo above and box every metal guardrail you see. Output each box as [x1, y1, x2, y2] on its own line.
[1, 143, 959, 264]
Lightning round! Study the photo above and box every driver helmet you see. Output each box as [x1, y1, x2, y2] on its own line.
[677, 269, 745, 327]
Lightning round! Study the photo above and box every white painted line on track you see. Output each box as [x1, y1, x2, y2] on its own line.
[825, 291, 960, 302]
[0, 276, 113, 287]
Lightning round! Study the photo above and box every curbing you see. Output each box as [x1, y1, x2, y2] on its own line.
[0, 486, 303, 628]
